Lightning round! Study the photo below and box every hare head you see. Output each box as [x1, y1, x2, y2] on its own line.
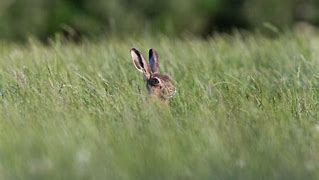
[130, 48, 176, 102]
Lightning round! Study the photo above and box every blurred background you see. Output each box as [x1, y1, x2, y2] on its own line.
[0, 0, 319, 42]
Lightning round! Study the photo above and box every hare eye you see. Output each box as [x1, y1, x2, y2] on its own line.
[150, 78, 159, 86]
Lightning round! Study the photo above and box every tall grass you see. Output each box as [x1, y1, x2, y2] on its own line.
[0, 33, 319, 179]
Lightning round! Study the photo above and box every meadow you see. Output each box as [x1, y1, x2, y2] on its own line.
[0, 33, 319, 179]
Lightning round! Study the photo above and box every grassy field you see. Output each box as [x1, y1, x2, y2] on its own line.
[0, 33, 319, 179]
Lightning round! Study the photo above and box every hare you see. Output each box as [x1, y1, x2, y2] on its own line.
[130, 48, 176, 102]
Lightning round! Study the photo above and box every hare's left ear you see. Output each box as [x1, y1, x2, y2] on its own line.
[149, 48, 159, 74]
[131, 48, 151, 79]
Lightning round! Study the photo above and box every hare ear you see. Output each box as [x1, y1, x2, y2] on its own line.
[149, 48, 159, 74]
[130, 48, 151, 79]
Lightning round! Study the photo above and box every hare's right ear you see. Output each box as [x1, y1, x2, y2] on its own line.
[149, 48, 159, 74]
[130, 48, 151, 79]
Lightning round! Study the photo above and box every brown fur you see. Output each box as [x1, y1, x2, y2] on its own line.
[130, 48, 176, 102]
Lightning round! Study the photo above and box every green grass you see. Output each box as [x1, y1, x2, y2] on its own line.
[0, 33, 319, 179]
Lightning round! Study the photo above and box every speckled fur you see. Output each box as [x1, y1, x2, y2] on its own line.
[131, 48, 176, 102]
